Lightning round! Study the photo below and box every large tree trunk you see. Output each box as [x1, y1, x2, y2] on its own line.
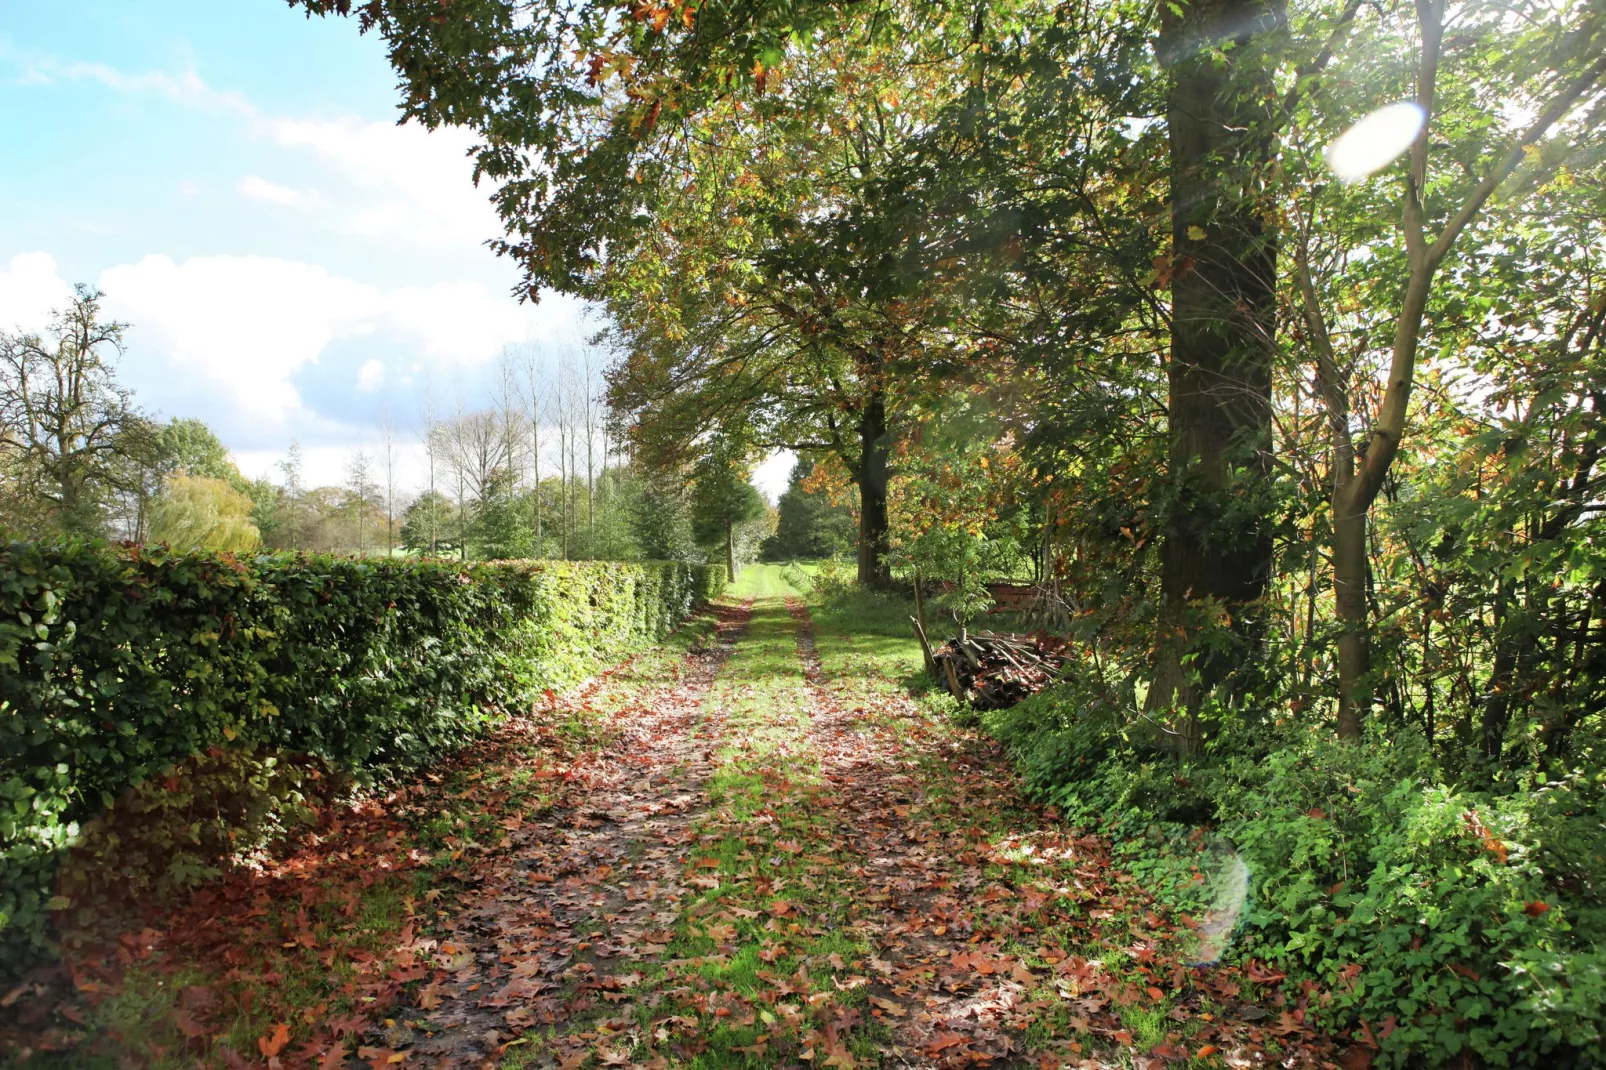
[1152, 0, 1285, 715]
[726, 518, 737, 581]
[857, 386, 892, 589]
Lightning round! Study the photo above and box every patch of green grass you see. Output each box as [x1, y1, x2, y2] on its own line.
[1117, 998, 1171, 1049]
[726, 563, 805, 599]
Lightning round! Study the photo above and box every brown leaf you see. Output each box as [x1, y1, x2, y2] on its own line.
[869, 996, 906, 1017]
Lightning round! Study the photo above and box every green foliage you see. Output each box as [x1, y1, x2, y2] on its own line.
[588, 469, 645, 561]
[399, 490, 458, 554]
[0, 538, 724, 972]
[157, 417, 241, 486]
[629, 469, 700, 562]
[472, 469, 535, 560]
[690, 441, 768, 575]
[761, 458, 856, 561]
[55, 744, 327, 915]
[0, 286, 161, 538]
[810, 557, 856, 602]
[147, 474, 262, 553]
[987, 687, 1606, 1066]
[1217, 745, 1606, 1064]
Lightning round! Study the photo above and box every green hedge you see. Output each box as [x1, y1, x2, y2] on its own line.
[0, 540, 725, 969]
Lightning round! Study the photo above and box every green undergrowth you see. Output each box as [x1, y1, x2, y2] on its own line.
[985, 682, 1606, 1067]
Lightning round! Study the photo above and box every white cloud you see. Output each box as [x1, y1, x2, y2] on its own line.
[99, 253, 384, 427]
[1, 48, 595, 487]
[383, 280, 534, 363]
[264, 116, 503, 249]
[3, 46, 501, 253]
[357, 358, 385, 393]
[0, 252, 75, 335]
[88, 252, 587, 432]
[753, 450, 794, 503]
[238, 174, 307, 207]
[235, 442, 431, 494]
[0, 41, 253, 116]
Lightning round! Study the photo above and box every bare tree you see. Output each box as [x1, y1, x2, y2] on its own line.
[436, 401, 514, 560]
[0, 285, 158, 536]
[495, 348, 531, 540]
[582, 342, 598, 551]
[552, 361, 573, 560]
[420, 378, 440, 554]
[277, 440, 307, 551]
[345, 446, 375, 556]
[520, 345, 545, 558]
[379, 403, 398, 556]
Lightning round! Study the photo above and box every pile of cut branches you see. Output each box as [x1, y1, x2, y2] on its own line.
[927, 630, 1069, 709]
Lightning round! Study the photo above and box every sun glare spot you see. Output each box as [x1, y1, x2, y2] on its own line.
[1324, 101, 1426, 184]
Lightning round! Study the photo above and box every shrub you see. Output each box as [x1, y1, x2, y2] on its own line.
[0, 539, 725, 970]
[984, 686, 1606, 1067]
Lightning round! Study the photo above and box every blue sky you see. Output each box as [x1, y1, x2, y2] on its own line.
[0, 0, 597, 489]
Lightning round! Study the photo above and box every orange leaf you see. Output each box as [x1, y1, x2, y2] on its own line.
[1197, 1045, 1219, 1058]
[1524, 900, 1550, 917]
[1145, 986, 1164, 1001]
[258, 1022, 291, 1058]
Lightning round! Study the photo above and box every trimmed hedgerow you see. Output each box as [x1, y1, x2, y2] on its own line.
[0, 540, 724, 969]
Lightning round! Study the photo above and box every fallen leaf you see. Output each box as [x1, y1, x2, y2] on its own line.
[869, 996, 906, 1017]
[258, 1022, 291, 1058]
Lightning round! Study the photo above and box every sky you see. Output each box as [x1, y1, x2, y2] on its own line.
[0, 1, 791, 498]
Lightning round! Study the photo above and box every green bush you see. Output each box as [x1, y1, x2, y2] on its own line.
[0, 539, 725, 970]
[985, 688, 1606, 1067]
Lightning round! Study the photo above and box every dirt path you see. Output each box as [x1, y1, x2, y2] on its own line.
[390, 588, 1330, 1069]
[787, 595, 1054, 1067]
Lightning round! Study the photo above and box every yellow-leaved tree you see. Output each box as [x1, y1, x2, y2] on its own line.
[148, 474, 261, 554]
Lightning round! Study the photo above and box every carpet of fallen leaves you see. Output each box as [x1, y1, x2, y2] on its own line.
[2, 583, 1357, 1069]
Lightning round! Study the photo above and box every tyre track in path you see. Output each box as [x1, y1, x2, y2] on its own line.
[785, 596, 1040, 1068]
[372, 599, 753, 1067]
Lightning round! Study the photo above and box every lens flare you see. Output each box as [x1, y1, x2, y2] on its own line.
[1324, 101, 1426, 184]
[1183, 839, 1252, 966]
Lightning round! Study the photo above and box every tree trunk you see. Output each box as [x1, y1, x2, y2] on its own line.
[726, 519, 737, 580]
[857, 386, 892, 589]
[1333, 498, 1369, 739]
[532, 421, 542, 558]
[1153, 0, 1285, 710]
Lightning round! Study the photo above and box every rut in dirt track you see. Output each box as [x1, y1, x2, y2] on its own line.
[785, 597, 1039, 1067]
[375, 600, 753, 1067]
